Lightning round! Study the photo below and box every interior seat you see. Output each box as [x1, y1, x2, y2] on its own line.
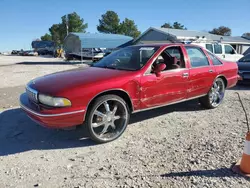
[170, 56, 181, 69]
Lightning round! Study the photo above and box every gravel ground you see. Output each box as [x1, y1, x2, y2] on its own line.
[0, 56, 250, 187]
[0, 55, 88, 109]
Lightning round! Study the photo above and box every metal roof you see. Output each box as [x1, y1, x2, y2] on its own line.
[135, 27, 250, 44]
[66, 33, 133, 48]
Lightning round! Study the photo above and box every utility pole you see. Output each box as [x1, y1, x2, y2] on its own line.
[66, 14, 69, 36]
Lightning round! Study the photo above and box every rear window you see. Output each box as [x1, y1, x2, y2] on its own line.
[214, 44, 222, 54]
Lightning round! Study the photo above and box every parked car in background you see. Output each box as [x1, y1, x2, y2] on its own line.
[11, 50, 20, 55]
[237, 53, 250, 83]
[23, 50, 38, 56]
[194, 42, 243, 62]
[65, 48, 105, 61]
[37, 49, 54, 56]
[20, 43, 239, 143]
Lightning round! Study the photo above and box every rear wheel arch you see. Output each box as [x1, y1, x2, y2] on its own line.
[217, 75, 228, 88]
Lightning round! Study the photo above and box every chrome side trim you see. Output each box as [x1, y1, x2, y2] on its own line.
[132, 94, 207, 113]
[144, 68, 189, 76]
[20, 102, 85, 117]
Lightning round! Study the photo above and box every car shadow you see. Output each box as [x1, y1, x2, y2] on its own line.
[0, 108, 95, 156]
[0, 99, 204, 156]
[130, 99, 205, 124]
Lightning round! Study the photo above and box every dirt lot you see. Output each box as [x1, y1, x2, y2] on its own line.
[0, 56, 250, 187]
[0, 55, 86, 109]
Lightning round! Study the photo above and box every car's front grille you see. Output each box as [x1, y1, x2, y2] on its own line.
[26, 86, 38, 103]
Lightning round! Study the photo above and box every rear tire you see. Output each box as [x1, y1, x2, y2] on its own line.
[85, 94, 130, 143]
[199, 78, 225, 109]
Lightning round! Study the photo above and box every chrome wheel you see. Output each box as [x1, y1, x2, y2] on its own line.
[209, 79, 225, 107]
[90, 98, 129, 142]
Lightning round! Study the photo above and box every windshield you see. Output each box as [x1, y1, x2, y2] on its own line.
[92, 46, 160, 71]
[238, 54, 250, 62]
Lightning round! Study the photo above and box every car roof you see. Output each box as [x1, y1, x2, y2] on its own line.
[130, 43, 207, 49]
[131, 43, 182, 47]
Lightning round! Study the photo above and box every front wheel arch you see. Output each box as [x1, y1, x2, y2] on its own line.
[84, 90, 133, 120]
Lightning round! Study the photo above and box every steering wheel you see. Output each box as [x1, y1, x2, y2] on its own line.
[110, 58, 121, 66]
[114, 59, 121, 64]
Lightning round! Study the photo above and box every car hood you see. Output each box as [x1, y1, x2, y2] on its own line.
[237, 61, 250, 71]
[29, 66, 133, 95]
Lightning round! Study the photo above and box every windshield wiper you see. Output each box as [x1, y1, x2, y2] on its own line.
[103, 65, 118, 69]
[92, 65, 135, 71]
[92, 65, 117, 69]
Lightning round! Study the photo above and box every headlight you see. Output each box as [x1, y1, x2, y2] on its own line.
[38, 94, 71, 107]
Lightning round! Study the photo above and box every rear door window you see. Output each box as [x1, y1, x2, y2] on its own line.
[185, 46, 210, 68]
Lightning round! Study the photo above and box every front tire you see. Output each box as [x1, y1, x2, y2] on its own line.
[199, 77, 226, 109]
[85, 95, 130, 143]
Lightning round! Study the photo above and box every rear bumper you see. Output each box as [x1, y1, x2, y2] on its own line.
[19, 93, 85, 129]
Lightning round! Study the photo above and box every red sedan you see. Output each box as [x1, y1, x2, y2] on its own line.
[20, 43, 239, 143]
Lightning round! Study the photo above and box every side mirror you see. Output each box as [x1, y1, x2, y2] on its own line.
[153, 63, 166, 77]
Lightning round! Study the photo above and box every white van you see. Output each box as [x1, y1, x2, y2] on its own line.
[194, 42, 243, 62]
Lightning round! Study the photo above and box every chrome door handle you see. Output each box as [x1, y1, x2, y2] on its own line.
[209, 70, 213, 73]
[183, 72, 189, 77]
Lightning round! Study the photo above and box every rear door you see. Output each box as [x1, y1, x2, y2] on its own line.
[184, 46, 217, 99]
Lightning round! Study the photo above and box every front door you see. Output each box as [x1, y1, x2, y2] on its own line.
[139, 46, 188, 109]
[140, 69, 189, 109]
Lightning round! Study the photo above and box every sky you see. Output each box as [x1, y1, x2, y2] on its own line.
[0, 0, 249, 51]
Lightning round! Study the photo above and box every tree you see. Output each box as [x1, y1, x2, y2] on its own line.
[61, 12, 88, 39]
[41, 33, 52, 41]
[97, 11, 121, 34]
[97, 10, 141, 38]
[161, 22, 173, 29]
[161, 22, 187, 30]
[49, 24, 61, 45]
[173, 22, 187, 30]
[209, 26, 231, 36]
[41, 12, 88, 45]
[242, 32, 250, 38]
[119, 18, 141, 38]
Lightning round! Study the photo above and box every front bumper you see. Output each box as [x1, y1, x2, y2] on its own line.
[19, 93, 85, 128]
